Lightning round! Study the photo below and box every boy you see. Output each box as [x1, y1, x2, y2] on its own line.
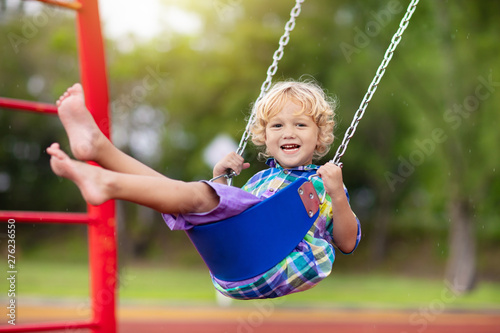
[47, 81, 360, 299]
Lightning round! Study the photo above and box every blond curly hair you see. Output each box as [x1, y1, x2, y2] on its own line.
[250, 80, 337, 160]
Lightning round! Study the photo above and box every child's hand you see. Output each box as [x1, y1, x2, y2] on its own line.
[316, 163, 344, 199]
[212, 152, 250, 184]
[318, 162, 358, 253]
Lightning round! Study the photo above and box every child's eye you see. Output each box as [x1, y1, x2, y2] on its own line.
[296, 123, 307, 127]
[271, 123, 283, 128]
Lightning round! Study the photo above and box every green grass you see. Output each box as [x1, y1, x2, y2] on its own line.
[3, 259, 500, 310]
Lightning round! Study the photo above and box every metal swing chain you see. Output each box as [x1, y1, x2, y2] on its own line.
[217, 0, 419, 183]
[212, 0, 304, 183]
[330, 0, 419, 166]
[236, 0, 304, 158]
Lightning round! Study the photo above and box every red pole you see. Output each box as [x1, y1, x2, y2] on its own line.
[75, 1, 117, 332]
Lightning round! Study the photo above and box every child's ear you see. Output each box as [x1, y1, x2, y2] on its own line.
[315, 134, 323, 155]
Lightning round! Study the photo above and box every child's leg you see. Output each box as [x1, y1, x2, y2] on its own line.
[57, 83, 163, 178]
[47, 143, 219, 214]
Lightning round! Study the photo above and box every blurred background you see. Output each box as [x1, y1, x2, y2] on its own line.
[0, 0, 499, 326]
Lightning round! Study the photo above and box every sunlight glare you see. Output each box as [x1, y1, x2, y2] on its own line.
[99, 0, 202, 40]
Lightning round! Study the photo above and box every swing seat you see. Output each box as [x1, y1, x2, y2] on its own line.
[186, 178, 320, 282]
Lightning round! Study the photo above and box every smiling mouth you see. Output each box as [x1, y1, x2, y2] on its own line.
[281, 144, 300, 152]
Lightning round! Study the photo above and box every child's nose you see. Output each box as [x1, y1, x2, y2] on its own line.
[282, 125, 296, 138]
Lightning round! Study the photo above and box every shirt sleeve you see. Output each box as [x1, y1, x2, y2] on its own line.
[339, 213, 361, 255]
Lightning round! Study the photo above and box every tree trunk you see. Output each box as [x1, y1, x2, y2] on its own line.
[431, 0, 478, 294]
[369, 196, 391, 265]
[445, 198, 476, 293]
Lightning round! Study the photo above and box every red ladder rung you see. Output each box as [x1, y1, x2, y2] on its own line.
[0, 320, 98, 333]
[0, 97, 57, 115]
[33, 0, 82, 11]
[0, 211, 96, 224]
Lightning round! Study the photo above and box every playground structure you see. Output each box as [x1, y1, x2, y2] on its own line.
[2, 1, 500, 332]
[0, 0, 117, 332]
[0, 0, 419, 329]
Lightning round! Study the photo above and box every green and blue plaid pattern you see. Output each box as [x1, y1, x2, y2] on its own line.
[212, 159, 361, 300]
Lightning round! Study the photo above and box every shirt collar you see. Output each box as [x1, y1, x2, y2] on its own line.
[265, 158, 319, 172]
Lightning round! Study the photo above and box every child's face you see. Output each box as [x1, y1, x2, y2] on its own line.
[265, 100, 320, 168]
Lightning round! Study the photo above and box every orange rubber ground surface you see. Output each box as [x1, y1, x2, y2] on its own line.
[2, 304, 499, 333]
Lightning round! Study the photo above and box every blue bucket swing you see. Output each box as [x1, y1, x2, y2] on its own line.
[187, 0, 419, 282]
[187, 177, 320, 281]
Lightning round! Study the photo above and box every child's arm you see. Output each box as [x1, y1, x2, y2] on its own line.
[212, 152, 250, 185]
[317, 163, 358, 253]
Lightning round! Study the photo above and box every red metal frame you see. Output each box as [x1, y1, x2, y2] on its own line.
[0, 98, 57, 114]
[0, 1, 116, 332]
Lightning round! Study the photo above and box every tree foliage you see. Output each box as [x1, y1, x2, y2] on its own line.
[1, 0, 499, 284]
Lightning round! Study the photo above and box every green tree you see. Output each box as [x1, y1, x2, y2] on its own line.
[430, 1, 500, 292]
[2, 0, 499, 285]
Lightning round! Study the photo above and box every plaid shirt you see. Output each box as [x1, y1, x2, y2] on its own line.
[212, 159, 361, 300]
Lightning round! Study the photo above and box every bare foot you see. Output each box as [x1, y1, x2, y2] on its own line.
[56, 83, 105, 161]
[47, 143, 110, 206]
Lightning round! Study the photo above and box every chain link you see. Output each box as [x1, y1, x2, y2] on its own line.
[331, 0, 419, 165]
[229, 0, 419, 183]
[235, 0, 305, 158]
